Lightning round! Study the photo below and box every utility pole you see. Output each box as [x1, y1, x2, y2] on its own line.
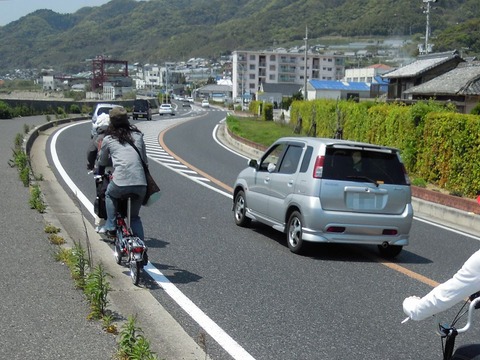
[165, 63, 168, 101]
[304, 26, 308, 101]
[422, 0, 437, 54]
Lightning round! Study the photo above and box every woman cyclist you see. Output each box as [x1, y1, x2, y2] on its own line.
[97, 106, 147, 240]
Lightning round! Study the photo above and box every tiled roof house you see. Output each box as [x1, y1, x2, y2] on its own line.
[403, 61, 480, 113]
[382, 50, 464, 100]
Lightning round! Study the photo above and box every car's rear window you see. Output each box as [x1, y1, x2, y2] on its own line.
[98, 107, 113, 115]
[322, 147, 407, 185]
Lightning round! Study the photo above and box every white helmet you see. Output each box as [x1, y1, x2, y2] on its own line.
[94, 113, 110, 133]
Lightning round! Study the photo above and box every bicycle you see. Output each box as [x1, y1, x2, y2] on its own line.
[109, 194, 148, 286]
[405, 294, 480, 360]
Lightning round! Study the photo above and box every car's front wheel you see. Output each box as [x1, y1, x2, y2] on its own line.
[287, 211, 306, 254]
[234, 190, 250, 227]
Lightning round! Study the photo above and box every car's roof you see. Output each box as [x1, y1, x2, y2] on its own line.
[276, 137, 400, 152]
[95, 103, 121, 108]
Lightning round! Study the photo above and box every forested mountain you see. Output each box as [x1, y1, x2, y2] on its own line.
[1, 0, 479, 73]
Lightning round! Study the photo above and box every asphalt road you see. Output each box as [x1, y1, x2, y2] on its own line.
[38, 104, 480, 359]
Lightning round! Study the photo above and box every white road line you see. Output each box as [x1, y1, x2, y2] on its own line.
[50, 122, 255, 360]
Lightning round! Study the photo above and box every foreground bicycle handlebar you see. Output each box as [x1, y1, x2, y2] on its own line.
[403, 295, 480, 360]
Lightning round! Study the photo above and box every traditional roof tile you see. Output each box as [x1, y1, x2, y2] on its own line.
[382, 51, 461, 79]
[404, 63, 480, 96]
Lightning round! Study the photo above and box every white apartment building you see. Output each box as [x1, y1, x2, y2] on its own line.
[143, 64, 161, 89]
[42, 75, 57, 91]
[344, 64, 392, 83]
[232, 50, 345, 101]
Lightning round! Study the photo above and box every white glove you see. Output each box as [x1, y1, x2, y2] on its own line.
[403, 296, 421, 320]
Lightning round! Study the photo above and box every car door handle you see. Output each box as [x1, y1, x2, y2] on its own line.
[288, 180, 294, 187]
[264, 177, 270, 183]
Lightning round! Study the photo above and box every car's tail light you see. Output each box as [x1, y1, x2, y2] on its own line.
[131, 246, 144, 253]
[313, 156, 325, 178]
[326, 226, 345, 233]
[382, 229, 398, 235]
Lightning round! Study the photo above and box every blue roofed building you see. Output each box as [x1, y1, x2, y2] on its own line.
[306, 79, 371, 101]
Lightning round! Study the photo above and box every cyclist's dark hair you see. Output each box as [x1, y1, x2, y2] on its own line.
[106, 123, 142, 145]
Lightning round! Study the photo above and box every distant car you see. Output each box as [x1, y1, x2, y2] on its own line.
[132, 99, 152, 121]
[159, 103, 175, 116]
[233, 137, 413, 257]
[186, 97, 194, 103]
[201, 99, 210, 108]
[91, 103, 122, 137]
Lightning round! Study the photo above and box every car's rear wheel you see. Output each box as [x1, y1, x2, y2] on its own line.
[234, 190, 250, 227]
[377, 244, 403, 258]
[287, 211, 305, 254]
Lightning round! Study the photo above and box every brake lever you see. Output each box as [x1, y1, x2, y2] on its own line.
[469, 291, 480, 308]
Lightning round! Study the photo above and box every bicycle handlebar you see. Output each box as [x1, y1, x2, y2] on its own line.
[453, 296, 480, 334]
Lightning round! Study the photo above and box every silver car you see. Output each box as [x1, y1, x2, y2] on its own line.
[159, 103, 175, 116]
[233, 137, 413, 257]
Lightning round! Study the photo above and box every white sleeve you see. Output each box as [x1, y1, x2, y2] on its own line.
[403, 249, 480, 321]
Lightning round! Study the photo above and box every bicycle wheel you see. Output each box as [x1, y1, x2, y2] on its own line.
[130, 257, 141, 286]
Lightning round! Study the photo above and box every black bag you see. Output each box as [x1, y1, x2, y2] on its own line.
[93, 174, 109, 219]
[143, 168, 161, 206]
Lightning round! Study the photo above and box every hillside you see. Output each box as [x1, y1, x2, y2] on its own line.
[0, 0, 479, 73]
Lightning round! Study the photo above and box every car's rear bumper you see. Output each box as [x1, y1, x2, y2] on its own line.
[300, 200, 413, 246]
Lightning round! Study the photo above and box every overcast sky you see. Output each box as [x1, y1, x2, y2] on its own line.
[0, 0, 113, 26]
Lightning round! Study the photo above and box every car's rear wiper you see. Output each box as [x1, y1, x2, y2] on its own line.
[346, 175, 379, 187]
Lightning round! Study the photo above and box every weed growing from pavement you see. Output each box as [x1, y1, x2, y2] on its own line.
[70, 243, 89, 289]
[48, 234, 65, 245]
[117, 315, 158, 360]
[43, 224, 65, 245]
[20, 166, 30, 187]
[10, 135, 31, 187]
[44, 224, 60, 234]
[54, 247, 73, 264]
[29, 184, 46, 212]
[14, 133, 23, 148]
[11, 147, 28, 169]
[85, 263, 111, 320]
[53, 245, 118, 333]
[102, 313, 118, 334]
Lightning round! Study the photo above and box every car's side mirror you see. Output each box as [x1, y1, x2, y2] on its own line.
[248, 159, 258, 169]
[267, 163, 276, 173]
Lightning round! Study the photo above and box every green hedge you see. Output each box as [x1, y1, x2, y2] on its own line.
[290, 99, 480, 197]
